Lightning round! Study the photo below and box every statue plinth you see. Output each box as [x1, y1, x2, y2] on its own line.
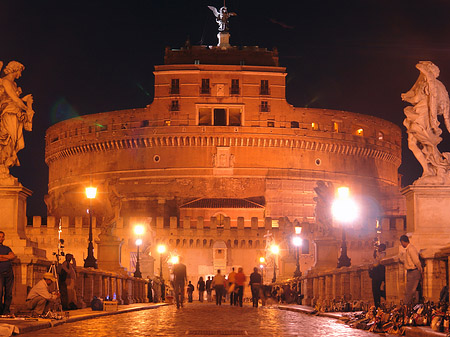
[402, 184, 450, 249]
[217, 32, 231, 48]
[96, 233, 127, 275]
[313, 235, 340, 271]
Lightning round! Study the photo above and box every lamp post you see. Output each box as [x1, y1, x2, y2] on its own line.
[259, 257, 265, 283]
[293, 226, 303, 278]
[134, 224, 145, 278]
[84, 186, 98, 269]
[332, 186, 359, 268]
[270, 244, 279, 283]
[134, 239, 143, 278]
[157, 244, 166, 279]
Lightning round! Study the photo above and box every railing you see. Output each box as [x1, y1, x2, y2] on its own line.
[76, 267, 147, 306]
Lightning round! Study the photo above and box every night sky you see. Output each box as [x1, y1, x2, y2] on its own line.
[2, 0, 450, 216]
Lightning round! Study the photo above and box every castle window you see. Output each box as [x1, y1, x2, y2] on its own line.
[141, 120, 149, 127]
[356, 128, 364, 136]
[311, 122, 318, 130]
[291, 121, 299, 128]
[199, 108, 212, 126]
[301, 239, 310, 254]
[170, 79, 180, 95]
[333, 122, 339, 132]
[214, 109, 226, 126]
[229, 108, 241, 126]
[170, 100, 180, 111]
[271, 219, 279, 228]
[164, 120, 171, 126]
[231, 79, 240, 95]
[201, 79, 210, 94]
[260, 80, 269, 95]
[260, 101, 270, 112]
[378, 131, 384, 140]
[267, 120, 275, 127]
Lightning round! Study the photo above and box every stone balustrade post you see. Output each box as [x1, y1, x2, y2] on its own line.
[349, 268, 361, 301]
[83, 272, 95, 305]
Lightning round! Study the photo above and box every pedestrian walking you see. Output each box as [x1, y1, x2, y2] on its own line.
[211, 270, 226, 305]
[172, 257, 187, 309]
[206, 276, 212, 302]
[398, 235, 422, 305]
[0, 231, 15, 315]
[234, 267, 246, 307]
[153, 277, 161, 303]
[227, 267, 236, 305]
[369, 243, 386, 308]
[146, 276, 153, 302]
[249, 267, 262, 308]
[187, 281, 194, 302]
[161, 279, 166, 302]
[197, 276, 205, 302]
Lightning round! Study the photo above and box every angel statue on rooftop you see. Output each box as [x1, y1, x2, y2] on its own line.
[402, 61, 450, 185]
[208, 4, 236, 32]
[0, 61, 34, 183]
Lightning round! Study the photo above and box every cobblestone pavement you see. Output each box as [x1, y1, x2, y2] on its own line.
[20, 302, 384, 337]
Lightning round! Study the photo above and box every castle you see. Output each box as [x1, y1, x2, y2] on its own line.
[36, 25, 406, 283]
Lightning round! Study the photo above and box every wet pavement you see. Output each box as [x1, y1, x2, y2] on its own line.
[19, 302, 384, 337]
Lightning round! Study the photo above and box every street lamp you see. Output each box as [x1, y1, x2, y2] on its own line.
[170, 255, 179, 265]
[292, 226, 303, 278]
[332, 186, 359, 268]
[157, 244, 166, 279]
[259, 257, 265, 283]
[270, 244, 280, 283]
[134, 225, 145, 278]
[84, 186, 98, 269]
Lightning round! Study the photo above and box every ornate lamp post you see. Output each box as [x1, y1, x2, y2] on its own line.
[332, 186, 359, 268]
[270, 244, 280, 283]
[293, 225, 303, 278]
[157, 244, 166, 279]
[84, 186, 98, 269]
[134, 224, 145, 278]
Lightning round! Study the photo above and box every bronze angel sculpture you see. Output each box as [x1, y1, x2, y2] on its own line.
[208, 5, 236, 32]
[402, 61, 450, 184]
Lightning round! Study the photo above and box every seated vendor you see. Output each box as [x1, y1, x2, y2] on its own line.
[26, 272, 60, 316]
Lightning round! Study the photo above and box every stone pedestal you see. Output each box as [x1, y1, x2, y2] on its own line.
[217, 32, 230, 48]
[313, 236, 339, 271]
[96, 233, 127, 275]
[402, 185, 450, 249]
[0, 183, 49, 310]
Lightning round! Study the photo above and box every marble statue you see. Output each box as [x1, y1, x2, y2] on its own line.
[0, 61, 34, 181]
[313, 180, 334, 236]
[100, 178, 123, 236]
[402, 61, 450, 184]
[208, 5, 236, 32]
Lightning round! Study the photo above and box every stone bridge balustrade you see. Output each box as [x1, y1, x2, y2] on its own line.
[75, 267, 147, 307]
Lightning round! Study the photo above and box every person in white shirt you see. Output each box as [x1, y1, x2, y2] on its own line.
[398, 235, 422, 305]
[26, 272, 60, 316]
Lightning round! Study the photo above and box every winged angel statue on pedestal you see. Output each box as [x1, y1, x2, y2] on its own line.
[0, 61, 34, 183]
[208, 4, 236, 32]
[402, 61, 450, 185]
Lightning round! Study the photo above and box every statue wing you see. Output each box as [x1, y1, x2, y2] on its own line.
[436, 80, 450, 133]
[208, 6, 219, 18]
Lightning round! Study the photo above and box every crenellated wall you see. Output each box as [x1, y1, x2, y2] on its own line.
[25, 213, 406, 284]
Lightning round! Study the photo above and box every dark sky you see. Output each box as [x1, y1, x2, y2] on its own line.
[2, 0, 450, 216]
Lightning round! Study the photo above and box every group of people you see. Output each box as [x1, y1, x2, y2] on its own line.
[369, 235, 424, 308]
[146, 276, 166, 304]
[0, 231, 78, 317]
[186, 267, 263, 307]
